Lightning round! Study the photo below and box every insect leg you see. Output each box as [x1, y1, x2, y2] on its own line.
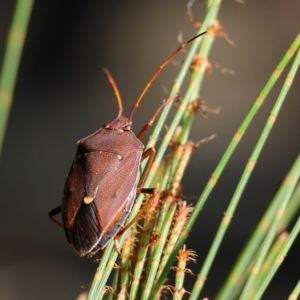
[136, 95, 176, 140]
[115, 149, 160, 241]
[115, 191, 160, 239]
[137, 147, 156, 190]
[49, 206, 64, 228]
[115, 151, 161, 245]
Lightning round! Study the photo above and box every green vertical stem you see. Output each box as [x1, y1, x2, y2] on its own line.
[129, 192, 160, 300]
[138, 0, 221, 205]
[149, 4, 223, 297]
[191, 46, 300, 300]
[117, 231, 133, 299]
[187, 32, 300, 252]
[86, 241, 115, 300]
[239, 49, 300, 300]
[155, 31, 300, 298]
[0, 0, 34, 158]
[217, 157, 300, 300]
[108, 268, 119, 300]
[288, 278, 300, 300]
[173, 248, 187, 300]
[278, 181, 300, 232]
[250, 232, 289, 295]
[155, 144, 196, 280]
[141, 194, 177, 300]
[255, 215, 300, 300]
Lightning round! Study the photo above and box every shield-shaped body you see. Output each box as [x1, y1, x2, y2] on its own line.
[62, 116, 144, 256]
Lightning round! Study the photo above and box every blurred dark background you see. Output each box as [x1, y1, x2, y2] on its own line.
[0, 1, 299, 299]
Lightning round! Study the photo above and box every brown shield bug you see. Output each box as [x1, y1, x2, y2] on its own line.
[49, 32, 206, 256]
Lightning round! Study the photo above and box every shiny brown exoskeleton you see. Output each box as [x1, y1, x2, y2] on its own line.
[49, 32, 206, 256]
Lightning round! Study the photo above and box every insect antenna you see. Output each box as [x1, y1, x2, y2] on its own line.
[127, 31, 206, 122]
[97, 67, 123, 118]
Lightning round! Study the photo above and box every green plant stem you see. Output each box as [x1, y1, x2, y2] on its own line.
[242, 153, 300, 300]
[108, 269, 119, 300]
[173, 249, 187, 300]
[278, 181, 300, 232]
[0, 0, 34, 159]
[188, 31, 300, 257]
[139, 0, 221, 203]
[154, 30, 300, 300]
[288, 278, 300, 300]
[250, 232, 289, 296]
[156, 146, 195, 280]
[150, 2, 222, 296]
[218, 155, 300, 300]
[239, 48, 300, 300]
[117, 232, 132, 299]
[190, 40, 300, 300]
[86, 241, 114, 300]
[129, 193, 160, 299]
[141, 195, 177, 300]
[256, 215, 300, 300]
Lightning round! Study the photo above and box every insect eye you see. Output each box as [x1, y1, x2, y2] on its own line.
[124, 125, 131, 130]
